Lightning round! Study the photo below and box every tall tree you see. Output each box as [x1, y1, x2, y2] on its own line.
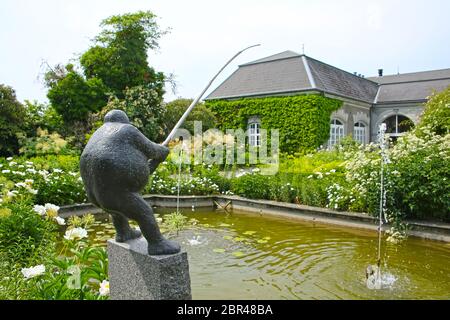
[46, 64, 108, 123]
[80, 11, 167, 99]
[0, 84, 26, 156]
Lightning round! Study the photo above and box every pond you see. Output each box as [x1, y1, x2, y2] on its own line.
[85, 208, 450, 300]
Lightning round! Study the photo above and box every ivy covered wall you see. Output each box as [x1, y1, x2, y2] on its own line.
[205, 95, 342, 153]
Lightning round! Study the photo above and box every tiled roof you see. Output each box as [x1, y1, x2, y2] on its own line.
[205, 52, 312, 100]
[306, 57, 379, 103]
[205, 51, 450, 104]
[369, 68, 450, 103]
[368, 68, 450, 84]
[375, 79, 450, 103]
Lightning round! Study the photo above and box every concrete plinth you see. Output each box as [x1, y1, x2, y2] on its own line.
[107, 238, 191, 300]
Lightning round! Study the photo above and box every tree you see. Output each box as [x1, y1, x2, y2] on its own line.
[46, 65, 108, 123]
[100, 85, 166, 142]
[417, 86, 450, 135]
[0, 84, 27, 156]
[164, 98, 218, 135]
[80, 11, 167, 99]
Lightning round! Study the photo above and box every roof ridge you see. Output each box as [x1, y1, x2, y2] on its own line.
[369, 67, 450, 79]
[304, 55, 380, 86]
[378, 77, 450, 86]
[240, 50, 301, 66]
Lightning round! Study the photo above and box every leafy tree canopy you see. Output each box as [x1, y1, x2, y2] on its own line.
[47, 65, 108, 123]
[0, 84, 26, 156]
[99, 85, 166, 142]
[80, 11, 167, 98]
[417, 86, 450, 136]
[164, 98, 218, 135]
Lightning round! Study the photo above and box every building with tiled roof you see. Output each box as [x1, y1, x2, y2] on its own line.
[206, 51, 450, 145]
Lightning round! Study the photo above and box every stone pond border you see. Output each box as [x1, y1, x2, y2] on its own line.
[59, 195, 450, 243]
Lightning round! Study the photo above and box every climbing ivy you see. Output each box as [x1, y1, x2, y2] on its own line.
[205, 95, 342, 153]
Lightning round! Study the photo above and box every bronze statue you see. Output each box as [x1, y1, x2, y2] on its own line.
[80, 110, 181, 255]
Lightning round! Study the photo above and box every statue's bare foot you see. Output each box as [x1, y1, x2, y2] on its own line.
[116, 228, 142, 243]
[147, 238, 181, 255]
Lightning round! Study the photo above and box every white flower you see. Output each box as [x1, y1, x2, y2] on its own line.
[28, 189, 38, 195]
[99, 280, 110, 296]
[6, 157, 13, 161]
[53, 169, 63, 173]
[64, 227, 88, 241]
[21, 265, 45, 279]
[33, 205, 46, 216]
[7, 191, 17, 198]
[45, 203, 60, 214]
[25, 179, 34, 184]
[9, 161, 17, 166]
[2, 170, 11, 174]
[15, 182, 27, 188]
[55, 216, 66, 226]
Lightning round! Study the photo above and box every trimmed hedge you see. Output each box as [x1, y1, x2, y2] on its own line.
[205, 95, 342, 153]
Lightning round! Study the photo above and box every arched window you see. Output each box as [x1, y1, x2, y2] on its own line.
[329, 119, 344, 148]
[383, 115, 414, 137]
[248, 120, 261, 147]
[353, 122, 366, 144]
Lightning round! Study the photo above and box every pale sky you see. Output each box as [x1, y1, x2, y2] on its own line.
[1, 0, 449, 104]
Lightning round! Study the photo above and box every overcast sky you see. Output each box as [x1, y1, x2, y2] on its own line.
[1, 0, 449, 104]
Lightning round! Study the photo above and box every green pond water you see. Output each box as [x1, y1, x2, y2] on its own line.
[86, 208, 450, 300]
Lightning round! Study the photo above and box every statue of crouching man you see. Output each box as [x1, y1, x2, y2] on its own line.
[80, 110, 181, 255]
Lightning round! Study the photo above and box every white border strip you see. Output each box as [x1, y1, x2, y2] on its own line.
[302, 55, 316, 89]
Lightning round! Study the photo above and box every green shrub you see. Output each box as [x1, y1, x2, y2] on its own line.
[231, 173, 273, 200]
[344, 130, 450, 221]
[0, 202, 57, 267]
[417, 86, 450, 136]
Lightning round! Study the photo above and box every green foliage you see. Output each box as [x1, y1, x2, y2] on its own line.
[417, 86, 450, 136]
[0, 202, 57, 267]
[205, 95, 342, 153]
[231, 174, 274, 200]
[0, 84, 26, 156]
[0, 156, 87, 206]
[47, 66, 108, 123]
[0, 214, 109, 300]
[162, 212, 189, 235]
[343, 130, 450, 221]
[22, 100, 65, 136]
[164, 98, 217, 134]
[100, 85, 166, 142]
[80, 10, 166, 99]
[17, 128, 70, 158]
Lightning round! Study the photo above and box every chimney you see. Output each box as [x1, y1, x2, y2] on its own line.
[378, 69, 383, 77]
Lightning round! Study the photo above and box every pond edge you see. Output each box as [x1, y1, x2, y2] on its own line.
[59, 195, 450, 243]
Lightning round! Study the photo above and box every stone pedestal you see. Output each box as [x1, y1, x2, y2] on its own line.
[107, 238, 191, 300]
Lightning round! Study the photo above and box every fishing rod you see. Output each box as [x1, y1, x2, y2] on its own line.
[161, 44, 261, 147]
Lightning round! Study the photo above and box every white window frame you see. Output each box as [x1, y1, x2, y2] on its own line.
[383, 114, 414, 138]
[248, 118, 261, 147]
[353, 121, 366, 144]
[329, 119, 345, 148]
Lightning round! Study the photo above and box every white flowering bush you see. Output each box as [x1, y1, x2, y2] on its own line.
[0, 156, 86, 206]
[341, 128, 450, 223]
